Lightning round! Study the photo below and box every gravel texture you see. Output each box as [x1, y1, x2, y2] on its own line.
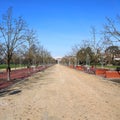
[0, 64, 120, 120]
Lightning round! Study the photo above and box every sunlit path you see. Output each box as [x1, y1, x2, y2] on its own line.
[0, 64, 120, 120]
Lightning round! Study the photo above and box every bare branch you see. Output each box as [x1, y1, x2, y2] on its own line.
[104, 16, 120, 42]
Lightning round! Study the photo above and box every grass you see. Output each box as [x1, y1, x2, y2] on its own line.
[0, 64, 25, 69]
[96, 65, 120, 69]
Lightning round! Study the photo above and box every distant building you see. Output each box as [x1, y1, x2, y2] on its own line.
[55, 58, 62, 64]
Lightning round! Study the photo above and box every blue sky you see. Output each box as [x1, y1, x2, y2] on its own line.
[0, 0, 120, 58]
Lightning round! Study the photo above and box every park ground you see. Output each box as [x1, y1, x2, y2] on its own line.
[0, 64, 120, 120]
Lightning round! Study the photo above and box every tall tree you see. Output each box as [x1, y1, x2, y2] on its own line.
[25, 29, 37, 67]
[104, 15, 120, 43]
[90, 26, 102, 66]
[0, 44, 3, 56]
[105, 45, 120, 64]
[76, 47, 94, 65]
[0, 7, 26, 80]
[0, 44, 4, 63]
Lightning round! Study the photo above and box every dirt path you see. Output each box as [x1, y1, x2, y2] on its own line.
[0, 64, 120, 120]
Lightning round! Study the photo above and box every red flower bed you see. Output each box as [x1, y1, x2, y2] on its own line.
[95, 69, 109, 76]
[105, 71, 120, 78]
[0, 81, 12, 90]
[0, 65, 49, 90]
[76, 66, 84, 71]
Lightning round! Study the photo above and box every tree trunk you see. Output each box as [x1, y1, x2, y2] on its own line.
[7, 60, 11, 81]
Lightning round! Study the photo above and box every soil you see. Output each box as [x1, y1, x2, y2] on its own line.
[0, 64, 120, 120]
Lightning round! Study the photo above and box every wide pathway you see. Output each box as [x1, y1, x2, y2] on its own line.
[0, 64, 120, 120]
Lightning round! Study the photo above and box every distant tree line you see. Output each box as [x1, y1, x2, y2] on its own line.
[0, 7, 56, 81]
[61, 15, 120, 67]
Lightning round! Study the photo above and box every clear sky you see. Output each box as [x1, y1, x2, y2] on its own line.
[0, 0, 120, 58]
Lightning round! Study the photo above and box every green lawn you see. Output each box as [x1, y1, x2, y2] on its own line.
[0, 64, 25, 69]
[96, 65, 120, 69]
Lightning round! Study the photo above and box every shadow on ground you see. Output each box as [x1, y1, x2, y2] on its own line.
[110, 79, 120, 83]
[0, 89, 22, 97]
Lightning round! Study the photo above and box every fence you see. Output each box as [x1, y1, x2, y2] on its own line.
[71, 65, 120, 79]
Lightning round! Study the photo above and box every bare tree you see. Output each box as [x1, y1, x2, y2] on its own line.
[90, 26, 102, 67]
[104, 15, 120, 43]
[70, 44, 81, 56]
[0, 44, 3, 56]
[25, 29, 37, 67]
[0, 7, 26, 80]
[90, 27, 98, 53]
[61, 56, 69, 65]
[0, 44, 4, 63]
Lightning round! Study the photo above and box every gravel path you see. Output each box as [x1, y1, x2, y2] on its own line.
[0, 64, 120, 120]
